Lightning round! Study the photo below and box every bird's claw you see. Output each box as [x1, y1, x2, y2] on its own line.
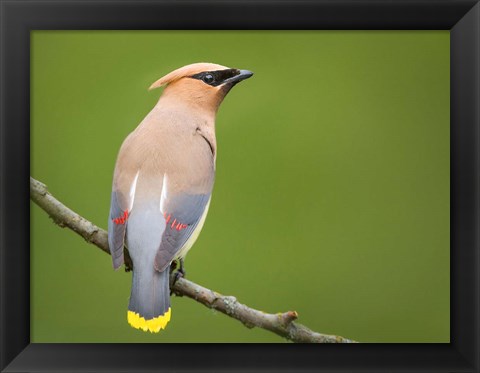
[170, 258, 187, 294]
[172, 270, 184, 286]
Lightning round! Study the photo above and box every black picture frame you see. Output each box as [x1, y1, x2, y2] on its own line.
[1, 1, 479, 372]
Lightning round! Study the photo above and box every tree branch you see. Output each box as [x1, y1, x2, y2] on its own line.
[30, 176, 357, 343]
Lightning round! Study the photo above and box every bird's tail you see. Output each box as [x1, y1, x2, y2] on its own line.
[127, 266, 171, 333]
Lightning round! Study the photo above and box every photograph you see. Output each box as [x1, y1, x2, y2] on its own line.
[2, 0, 480, 371]
[30, 30, 449, 343]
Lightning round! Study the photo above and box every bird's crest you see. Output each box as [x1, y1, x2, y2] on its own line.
[149, 62, 229, 90]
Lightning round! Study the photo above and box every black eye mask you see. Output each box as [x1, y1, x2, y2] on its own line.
[190, 69, 241, 87]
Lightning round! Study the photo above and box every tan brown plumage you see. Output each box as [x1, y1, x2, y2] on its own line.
[107, 62, 253, 332]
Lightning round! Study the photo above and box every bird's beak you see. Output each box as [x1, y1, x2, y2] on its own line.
[224, 69, 254, 85]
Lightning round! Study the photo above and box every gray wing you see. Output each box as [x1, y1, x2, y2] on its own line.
[154, 192, 211, 271]
[108, 190, 129, 269]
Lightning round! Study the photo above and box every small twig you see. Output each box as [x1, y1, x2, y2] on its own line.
[30, 176, 357, 343]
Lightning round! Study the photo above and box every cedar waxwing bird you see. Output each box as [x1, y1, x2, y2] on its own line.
[108, 63, 253, 333]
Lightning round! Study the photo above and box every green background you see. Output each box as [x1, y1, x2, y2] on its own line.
[31, 31, 450, 343]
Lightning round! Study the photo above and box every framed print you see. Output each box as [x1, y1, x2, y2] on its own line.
[1, 0, 479, 372]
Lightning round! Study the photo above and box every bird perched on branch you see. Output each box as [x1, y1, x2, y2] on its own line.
[108, 63, 253, 333]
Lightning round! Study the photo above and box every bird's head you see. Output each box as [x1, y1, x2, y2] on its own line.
[149, 62, 253, 115]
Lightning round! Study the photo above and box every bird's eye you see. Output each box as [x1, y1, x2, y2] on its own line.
[202, 74, 214, 84]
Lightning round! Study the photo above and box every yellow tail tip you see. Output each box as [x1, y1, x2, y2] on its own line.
[127, 308, 171, 333]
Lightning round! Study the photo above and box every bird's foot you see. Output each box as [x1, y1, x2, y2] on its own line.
[170, 259, 186, 295]
[178, 258, 186, 278]
[172, 270, 184, 286]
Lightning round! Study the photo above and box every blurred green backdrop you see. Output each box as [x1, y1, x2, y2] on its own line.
[31, 31, 449, 343]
